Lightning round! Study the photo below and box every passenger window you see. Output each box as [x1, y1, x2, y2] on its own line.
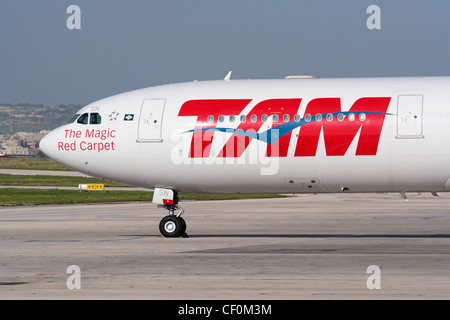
[348, 113, 355, 121]
[261, 114, 268, 122]
[77, 113, 89, 125]
[359, 113, 366, 121]
[315, 114, 322, 122]
[272, 114, 279, 122]
[326, 113, 333, 122]
[250, 114, 257, 123]
[283, 114, 290, 122]
[90, 113, 102, 125]
[337, 113, 344, 121]
[240, 115, 246, 123]
[218, 115, 224, 123]
[229, 115, 235, 122]
[207, 115, 214, 123]
[304, 114, 311, 122]
[294, 114, 301, 122]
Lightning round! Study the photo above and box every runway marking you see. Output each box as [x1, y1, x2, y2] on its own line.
[0, 282, 32, 286]
[24, 237, 145, 243]
[343, 192, 450, 200]
[188, 233, 450, 239]
[93, 237, 144, 242]
[24, 240, 81, 243]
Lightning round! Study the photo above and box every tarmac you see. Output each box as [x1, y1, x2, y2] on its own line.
[0, 168, 148, 191]
[1, 193, 450, 299]
[0, 169, 89, 177]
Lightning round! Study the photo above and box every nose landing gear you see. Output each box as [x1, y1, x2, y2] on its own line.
[159, 214, 186, 238]
[153, 188, 188, 238]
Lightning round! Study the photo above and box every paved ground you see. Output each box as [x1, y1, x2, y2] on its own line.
[0, 168, 148, 190]
[1, 193, 450, 299]
[0, 186, 149, 191]
[0, 169, 88, 177]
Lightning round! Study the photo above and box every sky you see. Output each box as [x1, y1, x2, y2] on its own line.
[0, 0, 449, 106]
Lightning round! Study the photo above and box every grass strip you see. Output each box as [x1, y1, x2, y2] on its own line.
[0, 188, 285, 206]
[0, 189, 151, 205]
[0, 158, 71, 171]
[0, 174, 127, 187]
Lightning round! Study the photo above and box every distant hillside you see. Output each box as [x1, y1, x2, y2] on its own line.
[0, 104, 82, 135]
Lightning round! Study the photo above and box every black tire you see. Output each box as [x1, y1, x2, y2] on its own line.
[178, 216, 187, 235]
[159, 215, 186, 238]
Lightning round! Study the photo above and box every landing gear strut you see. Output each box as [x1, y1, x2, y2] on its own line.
[153, 188, 187, 238]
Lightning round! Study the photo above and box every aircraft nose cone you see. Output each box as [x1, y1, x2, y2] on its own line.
[39, 129, 59, 161]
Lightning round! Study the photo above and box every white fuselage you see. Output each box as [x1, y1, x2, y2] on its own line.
[39, 77, 450, 194]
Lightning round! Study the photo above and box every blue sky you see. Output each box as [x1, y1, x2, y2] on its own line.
[0, 0, 449, 105]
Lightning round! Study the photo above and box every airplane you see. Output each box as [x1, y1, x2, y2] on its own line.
[39, 74, 450, 237]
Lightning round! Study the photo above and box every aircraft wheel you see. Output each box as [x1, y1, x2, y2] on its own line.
[178, 216, 187, 234]
[159, 215, 186, 238]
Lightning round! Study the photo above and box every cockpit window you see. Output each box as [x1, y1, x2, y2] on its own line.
[72, 112, 102, 125]
[77, 113, 89, 125]
[90, 113, 102, 125]
[67, 114, 80, 124]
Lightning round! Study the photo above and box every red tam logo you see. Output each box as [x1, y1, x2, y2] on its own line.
[178, 97, 391, 158]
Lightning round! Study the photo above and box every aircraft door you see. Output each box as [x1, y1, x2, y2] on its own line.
[396, 95, 423, 138]
[137, 99, 165, 142]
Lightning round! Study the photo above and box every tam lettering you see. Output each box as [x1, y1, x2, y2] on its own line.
[178, 97, 391, 158]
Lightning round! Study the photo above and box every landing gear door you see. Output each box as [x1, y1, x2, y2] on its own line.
[137, 99, 165, 142]
[153, 187, 175, 205]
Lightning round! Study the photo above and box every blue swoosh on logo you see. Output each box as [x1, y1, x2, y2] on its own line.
[184, 111, 391, 145]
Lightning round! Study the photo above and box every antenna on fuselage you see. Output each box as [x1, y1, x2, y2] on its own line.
[224, 71, 232, 81]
